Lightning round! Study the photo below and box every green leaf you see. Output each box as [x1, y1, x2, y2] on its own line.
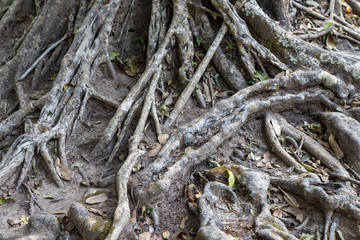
[21, 215, 29, 224]
[129, 64, 139, 74]
[2, 6, 10, 11]
[146, 207, 155, 214]
[0, 197, 15, 205]
[109, 52, 119, 61]
[132, 163, 141, 173]
[70, 162, 83, 170]
[253, 71, 269, 81]
[250, 209, 257, 217]
[301, 154, 309, 162]
[196, 37, 202, 46]
[299, 234, 316, 240]
[226, 169, 235, 188]
[323, 22, 332, 29]
[141, 205, 146, 215]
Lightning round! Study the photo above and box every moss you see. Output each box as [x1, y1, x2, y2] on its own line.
[263, 217, 285, 231]
[86, 217, 112, 240]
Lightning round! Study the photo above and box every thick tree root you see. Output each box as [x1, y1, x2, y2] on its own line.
[2, 0, 360, 239]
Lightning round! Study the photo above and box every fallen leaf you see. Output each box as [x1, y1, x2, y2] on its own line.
[226, 169, 235, 188]
[162, 230, 170, 238]
[164, 92, 173, 106]
[266, 162, 272, 169]
[85, 193, 108, 204]
[88, 207, 108, 216]
[43, 195, 54, 199]
[263, 151, 271, 162]
[283, 206, 305, 223]
[132, 163, 141, 173]
[328, 134, 344, 160]
[299, 233, 316, 240]
[7, 218, 22, 226]
[256, 160, 266, 167]
[148, 143, 162, 157]
[158, 134, 169, 144]
[272, 208, 283, 218]
[125, 69, 136, 77]
[279, 187, 300, 208]
[317, 138, 330, 149]
[53, 210, 67, 214]
[250, 209, 257, 217]
[139, 232, 152, 240]
[179, 215, 188, 229]
[325, 33, 335, 49]
[0, 197, 14, 205]
[21, 215, 28, 224]
[37, 125, 50, 132]
[55, 158, 73, 181]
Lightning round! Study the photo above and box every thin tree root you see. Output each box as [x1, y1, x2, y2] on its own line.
[264, 114, 307, 173]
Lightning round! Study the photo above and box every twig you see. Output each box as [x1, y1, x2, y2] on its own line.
[298, 21, 335, 39]
[291, 1, 360, 41]
[164, 23, 228, 129]
[23, 183, 44, 214]
[294, 216, 310, 231]
[19, 34, 68, 80]
[296, 134, 305, 154]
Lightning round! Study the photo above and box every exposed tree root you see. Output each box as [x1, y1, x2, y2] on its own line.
[1, 0, 360, 239]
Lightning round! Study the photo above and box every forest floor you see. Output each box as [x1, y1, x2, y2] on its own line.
[1, 0, 360, 240]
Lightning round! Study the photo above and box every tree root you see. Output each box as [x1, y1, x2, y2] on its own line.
[2, 0, 360, 239]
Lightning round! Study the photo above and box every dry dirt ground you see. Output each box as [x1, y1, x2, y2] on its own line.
[1, 0, 360, 240]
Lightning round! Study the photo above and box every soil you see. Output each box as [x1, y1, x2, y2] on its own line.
[1, 0, 360, 240]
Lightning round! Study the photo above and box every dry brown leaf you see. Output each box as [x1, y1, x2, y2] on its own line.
[283, 206, 305, 223]
[85, 193, 108, 204]
[139, 232, 152, 240]
[317, 138, 330, 149]
[164, 92, 173, 106]
[256, 160, 265, 167]
[37, 125, 50, 132]
[53, 210, 67, 214]
[55, 158, 73, 181]
[263, 151, 271, 162]
[279, 187, 300, 208]
[179, 215, 188, 229]
[125, 69, 136, 77]
[7, 218, 22, 226]
[266, 162, 272, 169]
[158, 134, 169, 144]
[162, 230, 170, 239]
[328, 134, 344, 160]
[130, 207, 137, 226]
[88, 207, 108, 216]
[272, 209, 283, 218]
[325, 33, 335, 49]
[148, 143, 162, 157]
